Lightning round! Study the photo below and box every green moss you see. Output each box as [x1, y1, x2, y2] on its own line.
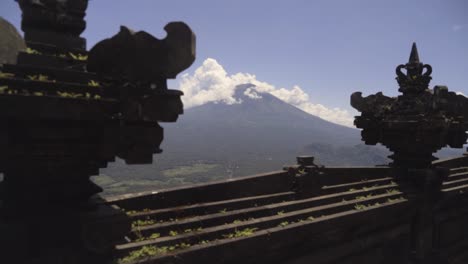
[69, 52, 88, 61]
[57, 91, 83, 98]
[387, 197, 405, 203]
[354, 204, 367, 210]
[355, 193, 373, 201]
[149, 233, 161, 239]
[0, 86, 8, 93]
[125, 210, 137, 216]
[132, 219, 156, 228]
[386, 189, 400, 194]
[26, 47, 41, 55]
[0, 72, 14, 78]
[118, 245, 168, 263]
[119, 241, 194, 263]
[88, 80, 100, 87]
[223, 227, 258, 238]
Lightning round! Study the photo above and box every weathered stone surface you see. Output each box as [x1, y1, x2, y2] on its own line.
[0, 1, 194, 264]
[0, 17, 26, 65]
[87, 23, 195, 84]
[351, 43, 468, 169]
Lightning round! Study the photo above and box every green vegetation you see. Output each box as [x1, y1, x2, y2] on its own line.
[27, 74, 53, 82]
[69, 52, 88, 61]
[219, 208, 227, 214]
[56, 91, 101, 100]
[125, 210, 138, 216]
[386, 189, 400, 194]
[278, 221, 289, 227]
[149, 233, 161, 239]
[162, 163, 220, 178]
[222, 227, 258, 239]
[387, 197, 405, 203]
[119, 245, 166, 263]
[26, 47, 41, 55]
[131, 219, 156, 229]
[57, 91, 83, 98]
[354, 201, 383, 211]
[0, 72, 14, 78]
[88, 80, 100, 87]
[276, 210, 285, 216]
[118, 243, 192, 264]
[354, 204, 367, 210]
[355, 193, 374, 200]
[169, 230, 178, 237]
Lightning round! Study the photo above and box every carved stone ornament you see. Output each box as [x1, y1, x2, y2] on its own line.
[351, 43, 468, 168]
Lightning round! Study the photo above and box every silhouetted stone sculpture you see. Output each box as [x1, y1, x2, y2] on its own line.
[351, 43, 468, 169]
[0, 1, 195, 263]
[351, 43, 468, 263]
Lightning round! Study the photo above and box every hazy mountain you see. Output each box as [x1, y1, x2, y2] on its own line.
[0, 17, 25, 66]
[161, 83, 362, 161]
[100, 84, 396, 194]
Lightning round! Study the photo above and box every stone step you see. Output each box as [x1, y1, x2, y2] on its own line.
[447, 171, 468, 181]
[26, 41, 87, 58]
[1, 63, 98, 85]
[16, 52, 86, 71]
[128, 191, 296, 223]
[443, 177, 468, 190]
[24, 29, 86, 51]
[116, 201, 411, 264]
[449, 167, 468, 174]
[321, 177, 394, 194]
[0, 77, 104, 96]
[0, 94, 118, 121]
[127, 183, 400, 240]
[442, 183, 468, 195]
[115, 192, 407, 259]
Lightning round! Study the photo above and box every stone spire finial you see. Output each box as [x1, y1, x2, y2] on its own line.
[408, 42, 420, 64]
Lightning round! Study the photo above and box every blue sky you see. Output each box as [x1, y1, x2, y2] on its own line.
[1, 0, 467, 126]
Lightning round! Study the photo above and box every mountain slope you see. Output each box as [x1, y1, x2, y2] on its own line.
[162, 84, 361, 159]
[0, 17, 25, 65]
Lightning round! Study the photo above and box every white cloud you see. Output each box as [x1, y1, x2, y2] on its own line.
[177, 58, 355, 127]
[457, 91, 466, 96]
[244, 88, 262, 99]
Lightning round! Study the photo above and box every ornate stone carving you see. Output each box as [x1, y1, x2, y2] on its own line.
[351, 43, 468, 168]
